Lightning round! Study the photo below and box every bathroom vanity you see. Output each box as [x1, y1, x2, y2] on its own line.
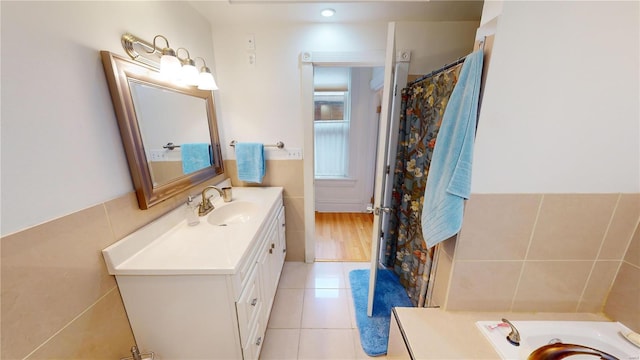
[102, 187, 286, 360]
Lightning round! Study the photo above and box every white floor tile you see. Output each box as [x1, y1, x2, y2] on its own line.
[298, 329, 356, 360]
[346, 288, 357, 329]
[301, 288, 353, 329]
[342, 262, 369, 289]
[268, 289, 304, 329]
[260, 328, 300, 360]
[264, 261, 392, 359]
[305, 262, 348, 289]
[279, 262, 310, 289]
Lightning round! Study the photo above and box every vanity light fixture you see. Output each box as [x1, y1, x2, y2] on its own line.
[196, 57, 219, 91]
[321, 8, 336, 17]
[121, 33, 219, 91]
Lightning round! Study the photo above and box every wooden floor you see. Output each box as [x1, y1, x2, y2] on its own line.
[315, 212, 374, 262]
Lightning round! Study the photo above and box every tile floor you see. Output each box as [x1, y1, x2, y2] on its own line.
[260, 261, 386, 360]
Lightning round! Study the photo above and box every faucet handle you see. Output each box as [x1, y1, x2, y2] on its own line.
[502, 318, 520, 346]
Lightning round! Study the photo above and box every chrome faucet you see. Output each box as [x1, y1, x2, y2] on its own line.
[198, 186, 224, 216]
[527, 343, 619, 360]
[502, 318, 521, 346]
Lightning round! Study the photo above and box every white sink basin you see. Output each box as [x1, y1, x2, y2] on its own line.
[207, 201, 260, 225]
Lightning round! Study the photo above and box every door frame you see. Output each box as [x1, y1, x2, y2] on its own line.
[300, 50, 386, 263]
[300, 52, 410, 264]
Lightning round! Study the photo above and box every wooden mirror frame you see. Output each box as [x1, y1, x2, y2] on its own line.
[100, 51, 224, 209]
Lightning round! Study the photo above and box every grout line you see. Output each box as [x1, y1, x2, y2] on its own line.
[102, 202, 118, 244]
[619, 213, 640, 266]
[575, 194, 622, 312]
[625, 258, 640, 270]
[296, 264, 309, 360]
[509, 194, 544, 311]
[22, 286, 118, 360]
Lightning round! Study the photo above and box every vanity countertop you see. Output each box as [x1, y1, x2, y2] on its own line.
[102, 186, 283, 276]
[391, 307, 609, 359]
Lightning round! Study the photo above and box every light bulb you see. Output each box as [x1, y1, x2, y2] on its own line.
[321, 8, 335, 17]
[198, 71, 218, 91]
[160, 54, 181, 80]
[181, 63, 200, 86]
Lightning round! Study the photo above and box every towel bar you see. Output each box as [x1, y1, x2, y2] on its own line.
[163, 142, 180, 150]
[230, 140, 284, 149]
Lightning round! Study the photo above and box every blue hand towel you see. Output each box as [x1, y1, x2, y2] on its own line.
[236, 142, 265, 183]
[181, 143, 212, 174]
[421, 49, 483, 248]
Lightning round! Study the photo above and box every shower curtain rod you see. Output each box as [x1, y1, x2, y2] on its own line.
[407, 56, 467, 87]
[407, 39, 485, 87]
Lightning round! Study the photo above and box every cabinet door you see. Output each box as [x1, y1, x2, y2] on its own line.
[257, 235, 274, 324]
[265, 223, 279, 311]
[236, 266, 261, 348]
[276, 206, 286, 273]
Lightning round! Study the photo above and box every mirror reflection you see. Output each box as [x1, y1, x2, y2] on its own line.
[129, 81, 213, 187]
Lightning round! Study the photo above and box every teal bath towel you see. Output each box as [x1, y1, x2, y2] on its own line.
[421, 49, 483, 248]
[181, 143, 212, 175]
[236, 142, 265, 183]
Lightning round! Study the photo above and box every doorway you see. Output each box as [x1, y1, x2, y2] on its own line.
[315, 212, 374, 261]
[312, 66, 383, 262]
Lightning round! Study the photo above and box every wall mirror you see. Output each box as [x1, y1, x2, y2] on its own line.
[101, 51, 224, 209]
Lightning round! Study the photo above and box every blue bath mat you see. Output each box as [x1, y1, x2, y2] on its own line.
[349, 269, 413, 356]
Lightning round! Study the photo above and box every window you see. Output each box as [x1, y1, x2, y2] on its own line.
[314, 91, 350, 178]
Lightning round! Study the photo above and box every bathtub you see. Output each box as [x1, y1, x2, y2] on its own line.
[476, 320, 640, 360]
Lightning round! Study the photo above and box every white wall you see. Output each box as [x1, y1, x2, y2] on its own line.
[210, 22, 388, 161]
[0, 4, 480, 234]
[0, 2, 217, 235]
[210, 20, 478, 212]
[471, 1, 639, 194]
[210, 21, 478, 156]
[395, 21, 480, 75]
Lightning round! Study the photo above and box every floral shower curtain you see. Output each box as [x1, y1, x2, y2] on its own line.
[383, 64, 462, 306]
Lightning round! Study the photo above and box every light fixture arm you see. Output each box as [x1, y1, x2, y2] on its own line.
[195, 57, 211, 73]
[121, 33, 160, 68]
[177, 48, 195, 66]
[149, 35, 176, 57]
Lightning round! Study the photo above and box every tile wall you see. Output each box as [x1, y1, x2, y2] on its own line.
[604, 224, 640, 331]
[6, 161, 635, 359]
[1, 160, 304, 359]
[1, 174, 226, 359]
[432, 193, 640, 332]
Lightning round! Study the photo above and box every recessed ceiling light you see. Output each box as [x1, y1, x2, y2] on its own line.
[321, 8, 336, 17]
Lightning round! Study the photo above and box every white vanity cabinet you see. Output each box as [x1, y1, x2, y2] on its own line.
[103, 187, 286, 360]
[242, 205, 286, 360]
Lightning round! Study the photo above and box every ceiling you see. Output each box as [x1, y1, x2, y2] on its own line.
[189, 1, 484, 25]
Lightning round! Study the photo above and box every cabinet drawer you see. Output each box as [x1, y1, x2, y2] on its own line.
[242, 318, 264, 360]
[236, 267, 262, 346]
[237, 241, 260, 294]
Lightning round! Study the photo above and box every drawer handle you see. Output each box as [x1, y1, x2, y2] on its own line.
[251, 298, 258, 306]
[269, 249, 273, 254]
[271, 243, 275, 249]
[255, 337, 262, 346]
